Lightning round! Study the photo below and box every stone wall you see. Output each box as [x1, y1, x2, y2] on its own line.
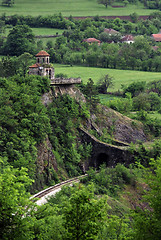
[51, 77, 81, 85]
[78, 127, 134, 171]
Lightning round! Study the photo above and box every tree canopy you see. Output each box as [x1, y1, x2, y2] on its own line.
[4, 24, 35, 56]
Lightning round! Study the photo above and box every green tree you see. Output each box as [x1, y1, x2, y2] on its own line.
[0, 161, 35, 239]
[97, 74, 114, 94]
[81, 78, 100, 108]
[17, 52, 33, 76]
[63, 184, 107, 240]
[130, 12, 139, 23]
[4, 24, 35, 56]
[123, 0, 129, 6]
[97, 0, 113, 8]
[133, 93, 151, 111]
[33, 204, 66, 240]
[132, 158, 161, 240]
[123, 81, 146, 97]
[2, 0, 14, 7]
[0, 56, 17, 77]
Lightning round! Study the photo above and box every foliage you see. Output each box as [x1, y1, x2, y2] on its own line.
[97, 74, 114, 94]
[80, 78, 100, 109]
[17, 52, 34, 76]
[132, 157, 161, 240]
[2, 0, 14, 7]
[63, 184, 107, 240]
[3, 24, 35, 56]
[107, 93, 133, 113]
[0, 161, 35, 240]
[82, 164, 136, 196]
[0, 75, 51, 180]
[147, 80, 161, 96]
[48, 94, 90, 177]
[0, 56, 17, 77]
[97, 0, 111, 8]
[33, 204, 66, 240]
[97, 215, 133, 240]
[55, 73, 68, 78]
[122, 81, 146, 97]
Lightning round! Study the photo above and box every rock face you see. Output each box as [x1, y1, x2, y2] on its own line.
[52, 85, 146, 144]
[33, 137, 57, 191]
[88, 105, 146, 144]
[53, 85, 86, 103]
[41, 90, 53, 106]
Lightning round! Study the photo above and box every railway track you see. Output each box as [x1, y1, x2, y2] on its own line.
[30, 174, 87, 205]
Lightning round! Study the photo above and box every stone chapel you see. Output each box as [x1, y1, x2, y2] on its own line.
[29, 50, 54, 80]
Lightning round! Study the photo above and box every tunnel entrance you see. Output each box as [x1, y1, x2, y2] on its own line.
[96, 153, 109, 169]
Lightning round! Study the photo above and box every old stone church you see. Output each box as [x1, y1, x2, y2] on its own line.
[29, 50, 54, 80]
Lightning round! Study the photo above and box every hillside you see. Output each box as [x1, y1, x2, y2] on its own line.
[0, 0, 156, 17]
[0, 74, 147, 190]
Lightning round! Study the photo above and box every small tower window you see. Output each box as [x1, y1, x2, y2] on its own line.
[47, 57, 49, 63]
[37, 58, 39, 63]
[43, 58, 45, 63]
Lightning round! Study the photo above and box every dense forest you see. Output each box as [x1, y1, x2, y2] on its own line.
[1, 10, 161, 240]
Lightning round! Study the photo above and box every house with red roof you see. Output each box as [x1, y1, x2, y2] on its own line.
[104, 28, 119, 35]
[121, 35, 134, 44]
[151, 34, 161, 42]
[29, 50, 55, 80]
[83, 38, 101, 45]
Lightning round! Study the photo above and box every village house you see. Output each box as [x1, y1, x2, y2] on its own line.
[121, 35, 134, 44]
[83, 38, 101, 45]
[104, 28, 119, 35]
[151, 34, 161, 42]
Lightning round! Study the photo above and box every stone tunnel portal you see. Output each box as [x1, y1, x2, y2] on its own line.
[95, 152, 109, 169]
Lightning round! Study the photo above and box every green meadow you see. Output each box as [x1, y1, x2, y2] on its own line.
[4, 27, 64, 37]
[54, 64, 161, 92]
[31, 28, 65, 36]
[3, 27, 63, 46]
[0, 0, 156, 17]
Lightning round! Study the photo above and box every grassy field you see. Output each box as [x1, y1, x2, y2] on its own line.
[32, 28, 65, 36]
[3, 27, 63, 46]
[35, 37, 57, 47]
[4, 27, 64, 37]
[0, 0, 156, 17]
[54, 64, 161, 92]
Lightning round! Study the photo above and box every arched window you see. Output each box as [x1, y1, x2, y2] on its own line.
[37, 58, 39, 63]
[43, 58, 45, 63]
[47, 57, 49, 63]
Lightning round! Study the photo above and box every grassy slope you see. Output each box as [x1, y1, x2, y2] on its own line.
[54, 64, 161, 92]
[0, 0, 156, 17]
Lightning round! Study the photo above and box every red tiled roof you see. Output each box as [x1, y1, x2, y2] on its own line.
[35, 50, 50, 57]
[104, 28, 119, 34]
[29, 63, 41, 68]
[122, 35, 134, 42]
[83, 38, 101, 43]
[152, 34, 161, 42]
